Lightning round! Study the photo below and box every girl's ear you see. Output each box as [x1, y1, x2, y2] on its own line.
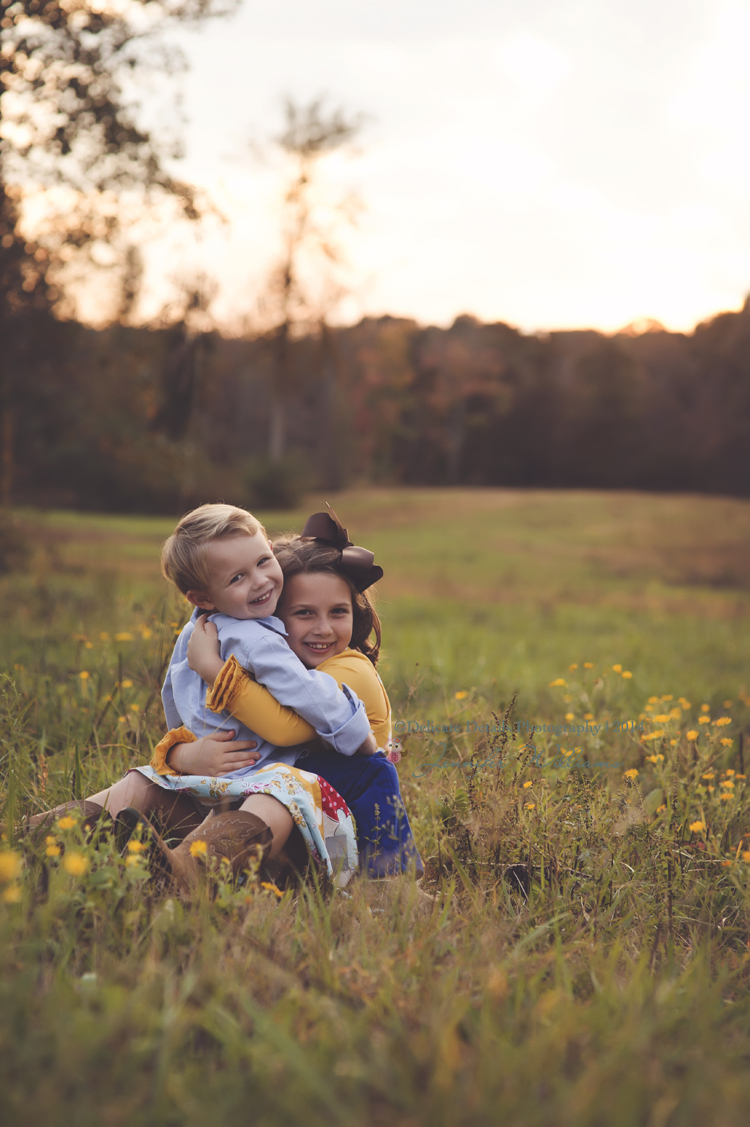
[185, 589, 216, 612]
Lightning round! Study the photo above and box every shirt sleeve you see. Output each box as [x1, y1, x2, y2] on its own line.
[161, 654, 183, 730]
[243, 631, 371, 756]
[206, 655, 317, 746]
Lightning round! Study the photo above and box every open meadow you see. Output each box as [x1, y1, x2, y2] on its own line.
[2, 488, 750, 1126]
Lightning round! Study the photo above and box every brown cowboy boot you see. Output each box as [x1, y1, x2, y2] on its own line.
[23, 800, 112, 841]
[116, 807, 273, 892]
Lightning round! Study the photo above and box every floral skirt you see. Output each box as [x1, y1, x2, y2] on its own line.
[134, 763, 359, 886]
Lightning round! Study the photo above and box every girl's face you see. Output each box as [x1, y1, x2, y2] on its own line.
[277, 572, 354, 668]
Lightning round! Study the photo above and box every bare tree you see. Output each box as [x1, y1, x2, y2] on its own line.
[0, 0, 236, 503]
[262, 96, 365, 465]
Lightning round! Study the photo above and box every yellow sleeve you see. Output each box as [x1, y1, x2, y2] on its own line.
[205, 655, 316, 746]
[150, 726, 197, 776]
[317, 649, 392, 748]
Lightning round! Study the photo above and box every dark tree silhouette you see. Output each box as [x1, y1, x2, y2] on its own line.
[0, 0, 237, 501]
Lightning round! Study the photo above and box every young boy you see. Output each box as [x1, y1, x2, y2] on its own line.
[156, 503, 374, 774]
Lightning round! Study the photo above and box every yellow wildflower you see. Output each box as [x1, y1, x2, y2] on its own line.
[720, 738, 733, 747]
[686, 730, 699, 740]
[689, 821, 706, 833]
[583, 662, 593, 669]
[721, 780, 735, 789]
[623, 768, 639, 779]
[723, 700, 732, 708]
[127, 840, 146, 853]
[0, 851, 22, 883]
[645, 754, 665, 763]
[721, 794, 733, 802]
[612, 664, 622, 673]
[569, 663, 578, 671]
[63, 853, 89, 876]
[670, 739, 678, 746]
[99, 632, 110, 641]
[549, 679, 566, 687]
[656, 804, 667, 813]
[524, 803, 536, 810]
[57, 816, 78, 831]
[523, 780, 533, 789]
[79, 671, 89, 680]
[726, 769, 735, 776]
[648, 696, 659, 704]
[140, 628, 153, 640]
[743, 852, 750, 863]
[702, 772, 715, 779]
[736, 774, 746, 780]
[699, 716, 710, 724]
[565, 712, 574, 721]
[643, 731, 664, 742]
[661, 695, 674, 702]
[715, 717, 731, 727]
[669, 708, 682, 719]
[2, 885, 21, 903]
[709, 786, 715, 792]
[189, 840, 208, 858]
[622, 671, 633, 679]
[584, 712, 594, 720]
[722, 860, 733, 868]
[261, 882, 284, 898]
[114, 633, 134, 642]
[645, 705, 654, 712]
[46, 844, 61, 857]
[125, 855, 143, 868]
[454, 691, 468, 700]
[701, 704, 710, 712]
[679, 698, 691, 709]
[653, 714, 671, 723]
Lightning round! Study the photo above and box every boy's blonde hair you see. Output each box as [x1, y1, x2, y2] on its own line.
[161, 503, 266, 596]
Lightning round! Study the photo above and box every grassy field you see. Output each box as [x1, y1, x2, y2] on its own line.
[2, 488, 750, 1126]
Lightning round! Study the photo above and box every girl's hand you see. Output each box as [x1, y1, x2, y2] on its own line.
[187, 615, 224, 686]
[167, 730, 260, 776]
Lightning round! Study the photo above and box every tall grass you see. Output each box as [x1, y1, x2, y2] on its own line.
[2, 491, 750, 1125]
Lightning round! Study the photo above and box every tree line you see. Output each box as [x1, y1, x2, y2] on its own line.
[4, 300, 749, 512]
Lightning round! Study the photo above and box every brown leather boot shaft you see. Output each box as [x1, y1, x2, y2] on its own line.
[150, 810, 274, 892]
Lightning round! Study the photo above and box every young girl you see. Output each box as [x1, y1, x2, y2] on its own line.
[180, 510, 422, 879]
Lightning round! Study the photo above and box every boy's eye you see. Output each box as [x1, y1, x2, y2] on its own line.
[229, 573, 243, 585]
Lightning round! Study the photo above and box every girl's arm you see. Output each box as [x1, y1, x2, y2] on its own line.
[188, 617, 317, 746]
[150, 728, 261, 776]
[206, 654, 384, 756]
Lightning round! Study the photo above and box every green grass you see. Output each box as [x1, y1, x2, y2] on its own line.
[3, 488, 750, 1126]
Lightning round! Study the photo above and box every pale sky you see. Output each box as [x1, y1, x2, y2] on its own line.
[136, 0, 750, 333]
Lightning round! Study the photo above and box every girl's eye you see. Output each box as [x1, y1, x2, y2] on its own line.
[258, 556, 271, 566]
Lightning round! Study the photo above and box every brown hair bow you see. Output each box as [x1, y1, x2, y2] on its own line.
[301, 508, 384, 593]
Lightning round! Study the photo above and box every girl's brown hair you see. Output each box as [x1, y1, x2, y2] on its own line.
[273, 534, 382, 666]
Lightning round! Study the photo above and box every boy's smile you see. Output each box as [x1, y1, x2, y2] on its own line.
[277, 572, 353, 667]
[186, 532, 284, 620]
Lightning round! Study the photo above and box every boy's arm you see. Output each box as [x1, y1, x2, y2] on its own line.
[243, 631, 371, 757]
[207, 656, 317, 746]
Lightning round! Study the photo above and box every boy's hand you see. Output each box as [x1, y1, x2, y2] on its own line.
[355, 731, 378, 757]
[167, 730, 260, 776]
[187, 615, 225, 686]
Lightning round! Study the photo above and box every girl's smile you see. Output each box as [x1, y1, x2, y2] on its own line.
[276, 572, 354, 668]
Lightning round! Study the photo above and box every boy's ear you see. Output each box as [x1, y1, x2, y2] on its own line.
[185, 589, 216, 612]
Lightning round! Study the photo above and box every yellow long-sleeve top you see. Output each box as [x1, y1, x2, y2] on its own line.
[150, 647, 391, 775]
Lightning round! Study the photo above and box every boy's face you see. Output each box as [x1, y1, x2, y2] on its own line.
[186, 532, 283, 620]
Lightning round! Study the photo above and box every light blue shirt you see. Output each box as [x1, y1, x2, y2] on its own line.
[162, 608, 371, 778]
